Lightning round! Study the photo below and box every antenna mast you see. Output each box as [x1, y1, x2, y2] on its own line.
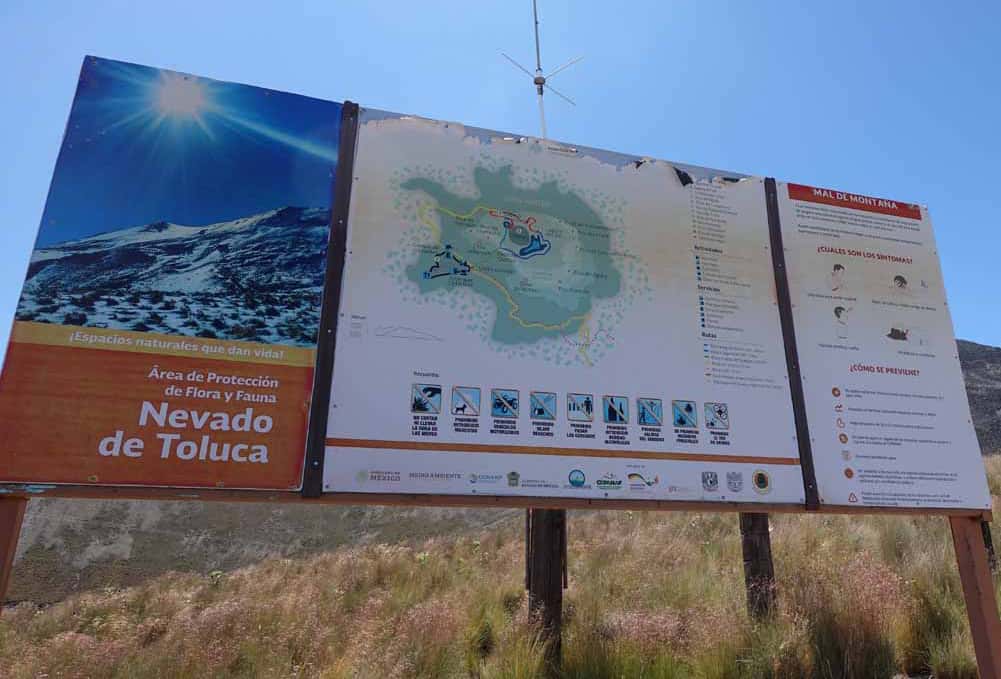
[532, 0, 547, 138]
[501, 0, 582, 141]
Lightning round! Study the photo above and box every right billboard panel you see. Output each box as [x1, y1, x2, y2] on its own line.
[778, 182, 990, 509]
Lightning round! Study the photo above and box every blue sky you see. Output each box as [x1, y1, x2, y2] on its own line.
[37, 57, 339, 246]
[1, 1, 999, 346]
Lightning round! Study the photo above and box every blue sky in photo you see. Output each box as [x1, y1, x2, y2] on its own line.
[35, 57, 340, 247]
[0, 1, 999, 346]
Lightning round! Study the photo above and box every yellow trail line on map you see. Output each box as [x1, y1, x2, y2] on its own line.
[577, 325, 593, 367]
[416, 202, 590, 333]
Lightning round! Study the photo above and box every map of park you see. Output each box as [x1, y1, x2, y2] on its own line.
[403, 166, 622, 344]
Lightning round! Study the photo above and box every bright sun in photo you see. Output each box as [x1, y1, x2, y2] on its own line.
[154, 73, 208, 120]
[106, 63, 340, 155]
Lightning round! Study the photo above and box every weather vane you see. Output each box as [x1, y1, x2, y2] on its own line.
[501, 0, 582, 140]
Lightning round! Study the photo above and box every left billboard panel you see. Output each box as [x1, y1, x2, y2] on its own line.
[0, 56, 341, 489]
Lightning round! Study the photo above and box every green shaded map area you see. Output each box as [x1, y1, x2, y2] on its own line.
[403, 166, 621, 344]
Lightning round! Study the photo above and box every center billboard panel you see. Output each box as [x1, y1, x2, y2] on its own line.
[323, 110, 805, 504]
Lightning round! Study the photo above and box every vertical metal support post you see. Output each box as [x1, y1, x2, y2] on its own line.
[301, 101, 359, 497]
[950, 515, 1001, 678]
[763, 178, 820, 509]
[526, 507, 565, 677]
[739, 512, 776, 619]
[0, 497, 27, 615]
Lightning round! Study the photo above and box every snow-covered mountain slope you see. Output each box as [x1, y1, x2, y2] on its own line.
[16, 207, 331, 347]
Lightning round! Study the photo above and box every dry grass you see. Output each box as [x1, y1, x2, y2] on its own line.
[3, 457, 1000, 678]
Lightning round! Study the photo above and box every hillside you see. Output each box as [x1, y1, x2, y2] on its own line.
[958, 339, 1001, 453]
[5, 457, 1001, 679]
[7, 338, 1001, 607]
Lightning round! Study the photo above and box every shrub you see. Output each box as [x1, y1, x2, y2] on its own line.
[63, 311, 87, 325]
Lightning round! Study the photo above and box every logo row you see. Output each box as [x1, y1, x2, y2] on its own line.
[361, 468, 773, 494]
[484, 468, 771, 494]
[411, 384, 730, 429]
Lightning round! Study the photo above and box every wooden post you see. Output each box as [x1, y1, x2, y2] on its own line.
[950, 515, 1001, 678]
[0, 497, 27, 614]
[526, 508, 565, 676]
[982, 519, 998, 575]
[739, 512, 776, 620]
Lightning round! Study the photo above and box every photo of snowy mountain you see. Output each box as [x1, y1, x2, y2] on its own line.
[13, 56, 342, 349]
[17, 206, 331, 346]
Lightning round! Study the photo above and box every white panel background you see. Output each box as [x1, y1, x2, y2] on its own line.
[778, 182, 990, 509]
[323, 112, 805, 505]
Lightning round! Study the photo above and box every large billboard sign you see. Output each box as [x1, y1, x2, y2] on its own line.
[322, 111, 806, 505]
[0, 58, 990, 512]
[0, 57, 341, 489]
